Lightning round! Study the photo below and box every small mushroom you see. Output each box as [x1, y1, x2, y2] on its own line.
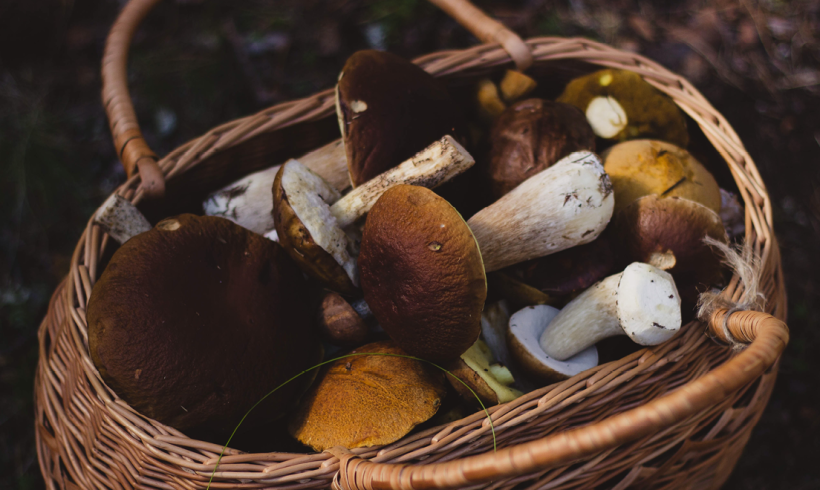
[273, 135, 474, 293]
[499, 70, 538, 103]
[316, 291, 369, 347]
[87, 213, 321, 433]
[613, 195, 728, 307]
[287, 341, 447, 451]
[487, 99, 596, 198]
[358, 185, 487, 363]
[557, 69, 689, 147]
[336, 50, 468, 186]
[475, 78, 507, 122]
[445, 339, 523, 406]
[539, 263, 682, 361]
[507, 305, 599, 385]
[467, 151, 614, 272]
[602, 139, 721, 214]
[203, 139, 349, 235]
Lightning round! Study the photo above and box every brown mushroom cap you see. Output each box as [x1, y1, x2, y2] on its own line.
[613, 195, 728, 307]
[358, 185, 487, 363]
[87, 214, 321, 433]
[602, 139, 722, 214]
[487, 99, 596, 198]
[273, 160, 358, 295]
[557, 68, 689, 147]
[336, 50, 468, 186]
[287, 341, 446, 451]
[316, 291, 369, 347]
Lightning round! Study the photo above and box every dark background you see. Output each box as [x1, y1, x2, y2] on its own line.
[1, 0, 818, 488]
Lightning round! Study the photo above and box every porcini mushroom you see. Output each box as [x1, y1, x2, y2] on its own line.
[273, 136, 474, 293]
[557, 69, 689, 147]
[539, 262, 682, 361]
[288, 341, 447, 451]
[499, 70, 538, 103]
[203, 139, 350, 235]
[87, 214, 321, 433]
[487, 99, 596, 198]
[445, 339, 523, 406]
[507, 305, 598, 385]
[316, 291, 369, 347]
[602, 139, 721, 214]
[336, 50, 468, 186]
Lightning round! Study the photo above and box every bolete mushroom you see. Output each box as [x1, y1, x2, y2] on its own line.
[612, 195, 728, 307]
[287, 341, 447, 451]
[539, 262, 681, 361]
[273, 135, 474, 294]
[336, 49, 468, 186]
[499, 70, 538, 103]
[358, 185, 487, 363]
[487, 99, 596, 198]
[203, 139, 349, 235]
[445, 339, 523, 406]
[557, 69, 689, 147]
[316, 291, 369, 347]
[87, 213, 322, 433]
[507, 305, 598, 385]
[602, 139, 721, 214]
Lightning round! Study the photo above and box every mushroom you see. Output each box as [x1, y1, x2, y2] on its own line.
[487, 99, 596, 198]
[557, 69, 689, 147]
[467, 151, 614, 272]
[499, 70, 538, 103]
[93, 194, 152, 243]
[358, 185, 487, 363]
[203, 139, 349, 235]
[336, 50, 468, 186]
[612, 195, 728, 307]
[287, 341, 447, 451]
[445, 338, 523, 406]
[602, 139, 721, 214]
[539, 262, 682, 361]
[507, 305, 598, 385]
[87, 213, 322, 433]
[316, 291, 369, 347]
[273, 135, 474, 293]
[475, 78, 507, 122]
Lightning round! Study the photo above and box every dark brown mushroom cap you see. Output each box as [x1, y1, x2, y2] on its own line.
[487, 99, 596, 198]
[87, 214, 321, 433]
[519, 234, 615, 298]
[358, 185, 487, 363]
[557, 69, 689, 147]
[316, 291, 369, 347]
[336, 50, 468, 186]
[273, 161, 358, 295]
[287, 341, 446, 451]
[614, 195, 728, 307]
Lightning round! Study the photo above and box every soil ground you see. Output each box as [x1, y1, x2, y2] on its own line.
[2, 1, 818, 488]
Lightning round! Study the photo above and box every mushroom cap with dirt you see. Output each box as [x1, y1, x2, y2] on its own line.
[287, 341, 447, 451]
[87, 214, 322, 433]
[557, 68, 689, 147]
[358, 185, 487, 363]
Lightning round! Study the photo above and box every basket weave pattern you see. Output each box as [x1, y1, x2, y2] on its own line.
[35, 37, 787, 490]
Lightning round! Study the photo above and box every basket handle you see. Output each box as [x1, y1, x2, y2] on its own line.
[100, 0, 531, 199]
[327, 309, 789, 490]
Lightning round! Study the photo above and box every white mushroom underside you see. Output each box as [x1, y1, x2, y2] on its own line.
[511, 305, 598, 377]
[281, 161, 358, 286]
[203, 165, 281, 235]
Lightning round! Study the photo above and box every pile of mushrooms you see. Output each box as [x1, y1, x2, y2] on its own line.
[85, 49, 744, 453]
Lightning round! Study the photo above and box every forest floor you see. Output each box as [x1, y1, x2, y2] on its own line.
[1, 1, 819, 488]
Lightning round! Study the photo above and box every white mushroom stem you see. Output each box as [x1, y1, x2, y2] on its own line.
[329, 135, 474, 228]
[203, 139, 349, 234]
[539, 262, 682, 361]
[94, 194, 152, 244]
[467, 151, 614, 272]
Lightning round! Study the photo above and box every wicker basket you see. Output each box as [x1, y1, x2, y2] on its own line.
[35, 0, 790, 488]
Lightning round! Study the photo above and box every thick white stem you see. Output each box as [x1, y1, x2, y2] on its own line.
[203, 139, 349, 234]
[467, 151, 614, 272]
[94, 194, 152, 244]
[539, 273, 623, 361]
[329, 136, 474, 228]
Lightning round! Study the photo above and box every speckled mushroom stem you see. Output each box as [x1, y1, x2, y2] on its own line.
[539, 262, 682, 361]
[329, 135, 474, 228]
[94, 194, 152, 244]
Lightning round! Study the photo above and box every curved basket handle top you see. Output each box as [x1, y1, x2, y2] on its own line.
[327, 309, 788, 490]
[100, 0, 531, 199]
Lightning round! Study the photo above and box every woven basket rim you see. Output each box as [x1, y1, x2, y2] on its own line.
[35, 35, 788, 490]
